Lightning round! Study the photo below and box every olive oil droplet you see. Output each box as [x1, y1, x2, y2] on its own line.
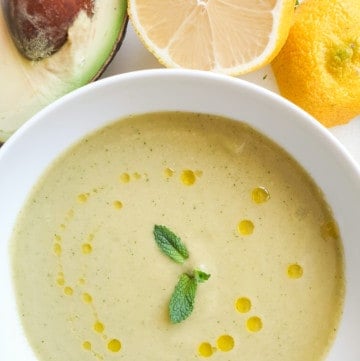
[53, 242, 62, 256]
[287, 263, 303, 279]
[252, 186, 270, 203]
[82, 243, 92, 254]
[64, 286, 73, 296]
[235, 297, 251, 313]
[198, 342, 214, 357]
[246, 316, 263, 332]
[82, 341, 91, 350]
[181, 170, 196, 186]
[94, 321, 104, 333]
[82, 293, 92, 304]
[120, 173, 130, 183]
[164, 167, 174, 178]
[107, 338, 121, 352]
[237, 220, 254, 235]
[216, 335, 234, 352]
[113, 200, 123, 209]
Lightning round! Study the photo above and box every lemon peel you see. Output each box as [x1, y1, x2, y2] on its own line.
[272, 0, 360, 127]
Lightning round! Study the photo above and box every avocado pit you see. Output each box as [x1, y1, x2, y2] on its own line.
[2, 0, 94, 60]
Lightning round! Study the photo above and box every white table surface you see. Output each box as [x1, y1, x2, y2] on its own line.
[101, 23, 360, 168]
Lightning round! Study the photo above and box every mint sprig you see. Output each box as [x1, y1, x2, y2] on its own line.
[152, 225, 211, 324]
[153, 225, 189, 263]
[169, 270, 210, 324]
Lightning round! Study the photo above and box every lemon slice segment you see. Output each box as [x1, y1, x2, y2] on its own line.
[128, 0, 295, 75]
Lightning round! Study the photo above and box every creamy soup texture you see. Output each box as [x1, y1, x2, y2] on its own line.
[11, 112, 344, 361]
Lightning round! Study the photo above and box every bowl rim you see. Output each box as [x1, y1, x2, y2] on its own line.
[0, 69, 359, 361]
[3, 69, 360, 175]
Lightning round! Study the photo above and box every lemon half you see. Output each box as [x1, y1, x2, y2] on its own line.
[128, 0, 295, 75]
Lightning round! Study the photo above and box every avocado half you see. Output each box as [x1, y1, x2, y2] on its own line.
[0, 0, 128, 143]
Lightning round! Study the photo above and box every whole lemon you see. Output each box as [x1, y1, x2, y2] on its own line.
[272, 0, 360, 127]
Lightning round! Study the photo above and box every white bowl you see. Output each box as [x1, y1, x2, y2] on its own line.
[0, 69, 359, 360]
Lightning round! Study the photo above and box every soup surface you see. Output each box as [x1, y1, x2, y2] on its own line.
[11, 112, 344, 361]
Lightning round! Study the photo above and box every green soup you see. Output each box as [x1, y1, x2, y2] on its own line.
[11, 112, 344, 361]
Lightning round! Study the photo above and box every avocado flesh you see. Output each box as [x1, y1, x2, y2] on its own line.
[0, 0, 127, 142]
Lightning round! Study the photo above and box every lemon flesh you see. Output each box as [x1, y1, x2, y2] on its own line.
[129, 0, 294, 75]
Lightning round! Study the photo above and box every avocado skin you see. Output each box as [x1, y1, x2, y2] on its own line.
[90, 15, 129, 83]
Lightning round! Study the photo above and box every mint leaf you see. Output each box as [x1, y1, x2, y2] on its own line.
[153, 225, 189, 263]
[169, 270, 211, 324]
[169, 273, 197, 323]
[194, 269, 211, 283]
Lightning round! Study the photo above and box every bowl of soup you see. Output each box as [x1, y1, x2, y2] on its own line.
[0, 69, 359, 361]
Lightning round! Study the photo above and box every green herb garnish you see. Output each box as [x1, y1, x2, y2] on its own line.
[153, 225, 211, 323]
[194, 269, 211, 283]
[153, 225, 189, 263]
[169, 270, 211, 324]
